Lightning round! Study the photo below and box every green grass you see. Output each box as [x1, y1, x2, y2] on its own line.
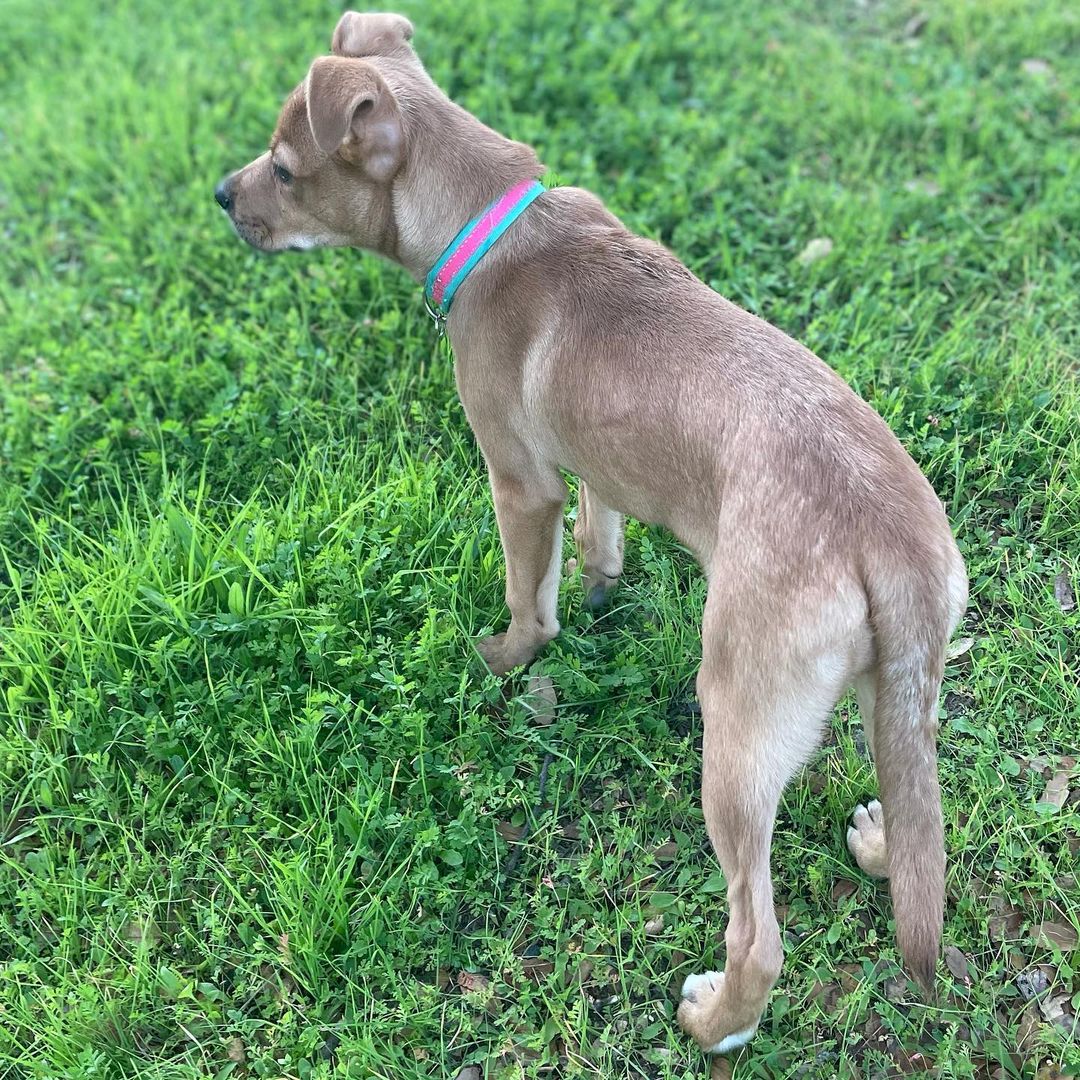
[1, 0, 1078, 1076]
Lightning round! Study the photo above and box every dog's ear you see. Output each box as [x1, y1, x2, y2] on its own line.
[331, 12, 414, 59]
[305, 56, 403, 180]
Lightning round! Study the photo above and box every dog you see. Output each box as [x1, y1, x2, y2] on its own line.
[215, 12, 967, 1055]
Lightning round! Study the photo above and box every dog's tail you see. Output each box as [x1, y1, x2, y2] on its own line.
[866, 548, 966, 991]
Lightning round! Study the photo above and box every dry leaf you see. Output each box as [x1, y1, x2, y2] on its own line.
[988, 904, 1025, 942]
[797, 237, 834, 266]
[523, 675, 557, 726]
[454, 1068, 482, 1080]
[457, 971, 490, 994]
[227, 1038, 246, 1063]
[832, 879, 858, 902]
[653, 840, 678, 862]
[644, 915, 665, 936]
[1038, 993, 1068, 1024]
[946, 636, 974, 660]
[808, 979, 842, 1012]
[889, 1047, 934, 1073]
[1016, 1005, 1042, 1052]
[1054, 572, 1076, 611]
[944, 945, 973, 984]
[1033, 921, 1079, 951]
[496, 820, 525, 842]
[1038, 772, 1070, 811]
[522, 956, 555, 981]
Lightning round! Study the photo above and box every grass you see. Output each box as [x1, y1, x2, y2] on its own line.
[1, 0, 1078, 1076]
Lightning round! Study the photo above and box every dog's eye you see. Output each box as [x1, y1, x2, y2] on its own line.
[273, 163, 293, 186]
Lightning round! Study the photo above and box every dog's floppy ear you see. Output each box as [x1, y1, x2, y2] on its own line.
[331, 12, 414, 59]
[305, 56, 403, 180]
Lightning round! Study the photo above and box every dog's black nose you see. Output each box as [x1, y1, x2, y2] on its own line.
[214, 179, 233, 212]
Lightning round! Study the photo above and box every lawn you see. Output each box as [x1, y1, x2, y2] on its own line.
[1, 0, 1078, 1076]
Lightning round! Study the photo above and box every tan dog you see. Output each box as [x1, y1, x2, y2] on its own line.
[216, 12, 967, 1055]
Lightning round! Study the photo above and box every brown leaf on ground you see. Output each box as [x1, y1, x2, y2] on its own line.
[644, 915, 665, 936]
[1016, 1005, 1042, 1052]
[988, 897, 1025, 942]
[944, 945, 973, 984]
[1039, 771, 1071, 810]
[1032, 921, 1079, 951]
[832, 879, 858, 903]
[277, 932, 292, 967]
[496, 820, 525, 842]
[653, 840, 678, 862]
[889, 1046, 934, 1073]
[808, 979, 842, 1012]
[226, 1038, 246, 1063]
[864, 1009, 887, 1041]
[1054, 572, 1076, 611]
[523, 675, 557, 726]
[457, 971, 490, 995]
[573, 958, 594, 985]
[1038, 993, 1068, 1024]
[522, 956, 555, 982]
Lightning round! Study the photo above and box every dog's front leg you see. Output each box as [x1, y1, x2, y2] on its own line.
[476, 468, 568, 675]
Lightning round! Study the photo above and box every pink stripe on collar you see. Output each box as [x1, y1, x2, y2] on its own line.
[429, 179, 540, 307]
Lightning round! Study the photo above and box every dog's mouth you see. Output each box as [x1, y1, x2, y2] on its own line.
[227, 217, 274, 252]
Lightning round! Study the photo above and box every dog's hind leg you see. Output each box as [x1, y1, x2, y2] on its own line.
[569, 482, 624, 609]
[678, 583, 856, 1054]
[476, 467, 568, 675]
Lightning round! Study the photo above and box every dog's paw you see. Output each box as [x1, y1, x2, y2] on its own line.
[847, 798, 889, 879]
[565, 557, 619, 610]
[678, 970, 758, 1055]
[681, 970, 724, 1003]
[475, 633, 533, 676]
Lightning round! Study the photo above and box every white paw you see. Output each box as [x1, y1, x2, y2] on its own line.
[679, 970, 758, 1054]
[847, 798, 889, 879]
[706, 1025, 758, 1055]
[681, 969, 723, 1000]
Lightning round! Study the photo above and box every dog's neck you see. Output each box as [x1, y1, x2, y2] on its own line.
[389, 92, 541, 281]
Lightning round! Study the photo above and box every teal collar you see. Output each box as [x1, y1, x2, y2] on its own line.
[423, 178, 545, 331]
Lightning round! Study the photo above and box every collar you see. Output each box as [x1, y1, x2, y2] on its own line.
[423, 178, 546, 331]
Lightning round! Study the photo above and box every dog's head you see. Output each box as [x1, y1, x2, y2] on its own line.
[214, 12, 417, 254]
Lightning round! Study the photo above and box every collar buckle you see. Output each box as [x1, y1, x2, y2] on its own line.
[423, 295, 447, 336]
